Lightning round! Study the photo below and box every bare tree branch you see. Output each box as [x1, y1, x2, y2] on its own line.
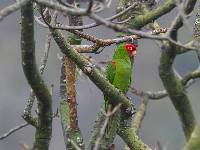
[133, 97, 149, 131]
[129, 0, 176, 29]
[131, 66, 200, 100]
[0, 0, 29, 22]
[35, 0, 87, 15]
[0, 123, 28, 140]
[181, 70, 200, 85]
[60, 1, 85, 148]
[37, 2, 139, 30]
[21, 1, 52, 149]
[183, 125, 200, 150]
[88, 12, 197, 52]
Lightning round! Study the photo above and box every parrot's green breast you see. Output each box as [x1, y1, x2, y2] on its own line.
[106, 43, 132, 93]
[112, 59, 132, 93]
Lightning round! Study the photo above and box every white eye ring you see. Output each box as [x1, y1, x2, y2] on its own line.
[133, 51, 137, 56]
[128, 46, 133, 50]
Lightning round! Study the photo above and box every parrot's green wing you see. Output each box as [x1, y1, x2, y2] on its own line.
[104, 62, 116, 111]
[105, 62, 115, 83]
[105, 43, 130, 85]
[104, 43, 132, 111]
[104, 58, 132, 111]
[112, 59, 132, 94]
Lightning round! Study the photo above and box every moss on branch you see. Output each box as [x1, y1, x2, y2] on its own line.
[158, 0, 197, 141]
[117, 128, 151, 150]
[60, 64, 85, 150]
[130, 0, 176, 29]
[21, 1, 52, 149]
[159, 44, 196, 140]
[183, 125, 200, 150]
[117, 110, 151, 150]
[59, 5, 85, 148]
[60, 97, 84, 149]
[132, 97, 149, 132]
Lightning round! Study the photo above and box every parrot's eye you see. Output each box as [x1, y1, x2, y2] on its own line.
[125, 43, 137, 57]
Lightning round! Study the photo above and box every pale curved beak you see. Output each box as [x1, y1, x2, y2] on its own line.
[132, 50, 137, 57]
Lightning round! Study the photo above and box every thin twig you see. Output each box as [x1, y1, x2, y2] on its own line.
[36, 1, 138, 30]
[37, 15, 169, 53]
[39, 31, 52, 73]
[35, 0, 87, 16]
[88, 12, 196, 52]
[133, 97, 149, 132]
[157, 141, 163, 150]
[67, 139, 81, 150]
[130, 68, 200, 100]
[20, 143, 33, 150]
[0, 0, 29, 22]
[0, 123, 28, 140]
[130, 86, 168, 100]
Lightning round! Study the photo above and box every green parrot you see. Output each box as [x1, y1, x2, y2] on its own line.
[93, 41, 138, 149]
[104, 41, 138, 112]
[101, 41, 138, 148]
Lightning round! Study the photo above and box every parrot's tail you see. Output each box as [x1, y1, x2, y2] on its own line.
[103, 97, 120, 142]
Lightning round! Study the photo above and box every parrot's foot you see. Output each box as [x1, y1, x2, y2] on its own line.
[125, 104, 136, 116]
[84, 64, 95, 74]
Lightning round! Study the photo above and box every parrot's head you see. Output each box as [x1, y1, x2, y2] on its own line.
[124, 43, 137, 58]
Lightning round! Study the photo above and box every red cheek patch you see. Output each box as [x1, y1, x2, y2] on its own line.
[125, 43, 136, 52]
[125, 43, 137, 56]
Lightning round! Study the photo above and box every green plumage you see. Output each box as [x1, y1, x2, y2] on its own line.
[100, 43, 134, 148]
[105, 43, 133, 111]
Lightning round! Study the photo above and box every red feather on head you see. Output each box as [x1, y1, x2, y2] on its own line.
[124, 43, 137, 57]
